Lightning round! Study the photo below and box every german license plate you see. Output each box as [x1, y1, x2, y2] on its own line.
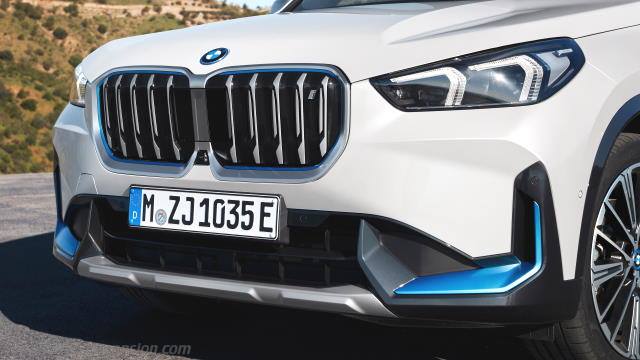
[128, 187, 280, 240]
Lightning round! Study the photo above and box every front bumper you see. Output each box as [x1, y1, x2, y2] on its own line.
[53, 160, 580, 326]
[53, 61, 613, 325]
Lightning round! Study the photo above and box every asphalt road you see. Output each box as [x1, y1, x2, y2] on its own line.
[0, 173, 534, 359]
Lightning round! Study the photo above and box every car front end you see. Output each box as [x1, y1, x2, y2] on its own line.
[52, 0, 640, 336]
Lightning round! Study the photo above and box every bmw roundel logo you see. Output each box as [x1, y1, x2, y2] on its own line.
[200, 48, 229, 65]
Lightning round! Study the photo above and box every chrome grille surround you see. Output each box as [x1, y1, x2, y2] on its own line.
[91, 65, 350, 183]
[206, 69, 345, 169]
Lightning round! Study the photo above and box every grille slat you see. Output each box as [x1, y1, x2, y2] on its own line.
[248, 73, 261, 163]
[295, 73, 307, 165]
[129, 74, 144, 159]
[99, 72, 195, 163]
[272, 73, 284, 164]
[207, 70, 344, 168]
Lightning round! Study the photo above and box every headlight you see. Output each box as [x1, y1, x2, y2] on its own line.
[371, 38, 585, 111]
[69, 65, 89, 107]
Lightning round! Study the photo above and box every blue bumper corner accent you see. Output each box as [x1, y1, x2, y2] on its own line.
[54, 222, 80, 260]
[394, 202, 543, 295]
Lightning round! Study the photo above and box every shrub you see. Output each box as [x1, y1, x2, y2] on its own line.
[153, 4, 162, 13]
[31, 116, 47, 129]
[97, 24, 107, 34]
[42, 59, 52, 71]
[43, 16, 55, 30]
[68, 54, 82, 67]
[52, 27, 67, 40]
[13, 2, 43, 20]
[20, 99, 37, 111]
[17, 89, 28, 99]
[0, 81, 11, 101]
[0, 49, 13, 61]
[63, 3, 79, 17]
[0, 0, 8, 11]
[53, 85, 67, 99]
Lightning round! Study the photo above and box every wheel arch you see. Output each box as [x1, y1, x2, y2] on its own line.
[576, 95, 640, 279]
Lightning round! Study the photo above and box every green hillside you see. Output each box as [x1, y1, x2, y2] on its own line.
[0, 0, 264, 173]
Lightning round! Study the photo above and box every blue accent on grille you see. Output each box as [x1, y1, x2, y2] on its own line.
[95, 71, 188, 168]
[128, 187, 142, 226]
[54, 222, 80, 260]
[394, 202, 543, 295]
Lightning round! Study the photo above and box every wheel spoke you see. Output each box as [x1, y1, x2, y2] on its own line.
[622, 170, 638, 232]
[606, 200, 636, 244]
[599, 266, 633, 322]
[596, 228, 632, 261]
[629, 296, 640, 359]
[611, 278, 637, 342]
[593, 262, 626, 289]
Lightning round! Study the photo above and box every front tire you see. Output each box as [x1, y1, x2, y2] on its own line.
[528, 133, 640, 360]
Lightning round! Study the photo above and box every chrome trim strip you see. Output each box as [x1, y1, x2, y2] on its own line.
[78, 255, 395, 318]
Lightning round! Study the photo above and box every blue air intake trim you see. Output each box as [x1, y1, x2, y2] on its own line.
[54, 222, 80, 260]
[394, 202, 543, 295]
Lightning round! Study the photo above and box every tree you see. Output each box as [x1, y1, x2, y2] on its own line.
[0, 49, 13, 61]
[63, 3, 79, 17]
[53, 27, 68, 40]
[20, 99, 38, 111]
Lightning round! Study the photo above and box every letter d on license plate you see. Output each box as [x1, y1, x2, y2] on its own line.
[128, 187, 281, 240]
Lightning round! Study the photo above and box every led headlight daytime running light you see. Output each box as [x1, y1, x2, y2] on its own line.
[371, 38, 585, 111]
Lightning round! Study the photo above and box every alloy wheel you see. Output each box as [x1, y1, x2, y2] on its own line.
[591, 165, 640, 359]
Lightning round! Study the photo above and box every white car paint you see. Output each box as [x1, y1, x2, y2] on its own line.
[55, 0, 640, 282]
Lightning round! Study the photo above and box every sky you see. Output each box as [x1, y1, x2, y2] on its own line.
[227, 0, 274, 9]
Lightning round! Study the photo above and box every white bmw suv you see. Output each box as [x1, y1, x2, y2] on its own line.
[53, 1, 640, 358]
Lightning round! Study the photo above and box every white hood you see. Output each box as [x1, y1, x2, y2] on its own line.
[82, 0, 640, 83]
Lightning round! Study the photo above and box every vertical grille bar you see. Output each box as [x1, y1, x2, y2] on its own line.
[165, 75, 182, 161]
[295, 73, 307, 165]
[225, 75, 239, 163]
[147, 74, 161, 160]
[114, 75, 128, 157]
[248, 73, 261, 163]
[319, 76, 329, 156]
[129, 74, 144, 159]
[272, 73, 284, 164]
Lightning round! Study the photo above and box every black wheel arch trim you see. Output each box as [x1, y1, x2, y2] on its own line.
[576, 94, 640, 280]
